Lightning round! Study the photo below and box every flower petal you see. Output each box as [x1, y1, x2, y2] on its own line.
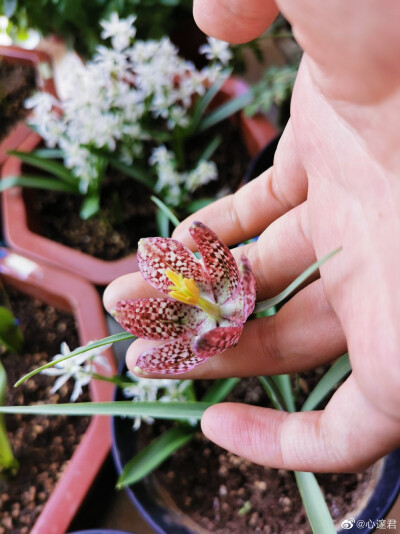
[239, 256, 256, 319]
[113, 298, 205, 340]
[220, 255, 256, 323]
[138, 237, 213, 297]
[136, 336, 207, 375]
[189, 222, 239, 304]
[194, 325, 243, 358]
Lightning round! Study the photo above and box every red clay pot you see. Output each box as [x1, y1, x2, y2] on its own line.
[0, 46, 57, 166]
[0, 247, 116, 534]
[1, 77, 276, 286]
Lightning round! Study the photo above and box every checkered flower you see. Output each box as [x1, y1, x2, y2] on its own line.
[112, 222, 256, 374]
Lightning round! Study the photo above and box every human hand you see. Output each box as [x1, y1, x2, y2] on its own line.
[104, 0, 400, 472]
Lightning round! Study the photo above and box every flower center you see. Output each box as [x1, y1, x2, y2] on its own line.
[165, 268, 221, 320]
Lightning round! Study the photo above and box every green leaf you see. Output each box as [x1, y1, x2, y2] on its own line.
[189, 69, 232, 134]
[8, 150, 78, 186]
[198, 91, 253, 133]
[185, 198, 215, 214]
[196, 135, 222, 165]
[0, 401, 212, 420]
[254, 248, 342, 314]
[92, 150, 155, 190]
[294, 472, 336, 534]
[0, 175, 79, 194]
[301, 354, 351, 412]
[80, 194, 100, 219]
[14, 332, 135, 387]
[32, 148, 64, 159]
[156, 208, 170, 238]
[272, 374, 296, 413]
[117, 425, 195, 488]
[258, 376, 286, 411]
[150, 195, 180, 229]
[202, 378, 239, 403]
[4, 0, 17, 18]
[0, 307, 23, 354]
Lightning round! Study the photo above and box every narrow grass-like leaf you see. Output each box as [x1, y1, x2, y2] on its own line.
[272, 374, 296, 412]
[14, 333, 135, 387]
[32, 148, 63, 159]
[117, 425, 195, 488]
[0, 401, 212, 419]
[80, 194, 100, 220]
[189, 70, 232, 133]
[202, 378, 240, 403]
[156, 208, 170, 238]
[0, 176, 78, 194]
[196, 135, 222, 165]
[151, 195, 180, 229]
[258, 376, 286, 411]
[301, 354, 351, 412]
[198, 91, 253, 133]
[0, 306, 24, 354]
[98, 152, 155, 189]
[185, 198, 214, 213]
[254, 248, 342, 314]
[294, 472, 336, 534]
[8, 150, 77, 185]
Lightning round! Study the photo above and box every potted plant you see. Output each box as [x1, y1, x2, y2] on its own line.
[0, 45, 56, 165]
[1, 14, 276, 285]
[0, 246, 116, 533]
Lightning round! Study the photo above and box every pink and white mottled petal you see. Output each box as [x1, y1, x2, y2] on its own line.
[136, 336, 208, 375]
[138, 237, 213, 297]
[113, 298, 205, 340]
[189, 222, 239, 304]
[194, 325, 243, 358]
[239, 256, 257, 319]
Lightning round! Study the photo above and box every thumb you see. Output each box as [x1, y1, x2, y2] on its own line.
[193, 0, 279, 44]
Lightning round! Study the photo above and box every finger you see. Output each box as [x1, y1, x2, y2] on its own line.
[173, 121, 308, 248]
[104, 194, 315, 312]
[193, 0, 279, 44]
[201, 375, 400, 472]
[126, 279, 346, 378]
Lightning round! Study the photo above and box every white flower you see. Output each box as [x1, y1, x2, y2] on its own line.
[122, 373, 194, 429]
[199, 37, 232, 65]
[41, 341, 111, 402]
[186, 160, 218, 191]
[100, 12, 137, 51]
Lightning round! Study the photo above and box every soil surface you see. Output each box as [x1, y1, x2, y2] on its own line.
[0, 61, 36, 142]
[0, 285, 90, 534]
[136, 376, 377, 534]
[25, 119, 249, 260]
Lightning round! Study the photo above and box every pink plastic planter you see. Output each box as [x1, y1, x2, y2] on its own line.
[0, 247, 116, 534]
[0, 46, 57, 166]
[1, 77, 276, 285]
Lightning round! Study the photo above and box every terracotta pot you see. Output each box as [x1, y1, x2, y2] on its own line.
[0, 46, 56, 166]
[0, 247, 117, 534]
[1, 78, 276, 286]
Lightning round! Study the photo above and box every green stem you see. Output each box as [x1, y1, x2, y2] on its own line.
[0, 362, 18, 477]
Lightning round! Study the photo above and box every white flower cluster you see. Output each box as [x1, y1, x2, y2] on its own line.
[149, 145, 218, 206]
[41, 341, 111, 402]
[122, 371, 195, 430]
[26, 13, 231, 199]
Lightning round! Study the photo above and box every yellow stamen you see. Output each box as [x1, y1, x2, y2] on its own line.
[165, 268, 221, 319]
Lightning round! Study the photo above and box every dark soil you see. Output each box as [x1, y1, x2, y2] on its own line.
[136, 376, 377, 534]
[25, 119, 249, 260]
[0, 284, 90, 534]
[0, 61, 36, 142]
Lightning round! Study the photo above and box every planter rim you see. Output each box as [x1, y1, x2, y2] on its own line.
[1, 76, 276, 285]
[0, 247, 117, 534]
[0, 45, 56, 166]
